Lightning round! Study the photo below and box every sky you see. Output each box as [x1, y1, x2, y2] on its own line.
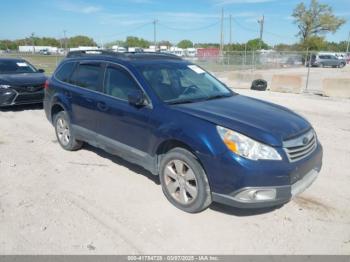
[0, 0, 349, 46]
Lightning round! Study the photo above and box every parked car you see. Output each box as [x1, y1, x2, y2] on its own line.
[306, 54, 346, 68]
[0, 58, 47, 107]
[39, 49, 51, 55]
[44, 50, 323, 213]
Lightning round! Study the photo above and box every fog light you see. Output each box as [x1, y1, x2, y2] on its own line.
[235, 188, 277, 201]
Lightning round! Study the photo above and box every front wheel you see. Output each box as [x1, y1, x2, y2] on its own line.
[339, 62, 345, 68]
[159, 148, 212, 213]
[54, 111, 83, 151]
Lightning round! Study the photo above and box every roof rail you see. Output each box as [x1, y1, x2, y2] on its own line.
[66, 49, 123, 58]
[66, 49, 183, 60]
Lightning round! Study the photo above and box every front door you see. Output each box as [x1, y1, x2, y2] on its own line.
[95, 64, 155, 167]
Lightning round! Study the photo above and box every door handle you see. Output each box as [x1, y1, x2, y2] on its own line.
[97, 101, 109, 111]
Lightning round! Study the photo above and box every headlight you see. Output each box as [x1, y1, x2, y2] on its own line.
[0, 84, 10, 89]
[217, 126, 282, 161]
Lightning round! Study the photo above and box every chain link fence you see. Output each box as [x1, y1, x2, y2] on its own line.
[1, 50, 348, 95]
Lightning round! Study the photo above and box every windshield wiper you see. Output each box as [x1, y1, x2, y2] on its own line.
[205, 94, 232, 101]
[167, 99, 200, 105]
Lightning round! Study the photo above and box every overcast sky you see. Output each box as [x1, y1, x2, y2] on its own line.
[0, 0, 349, 45]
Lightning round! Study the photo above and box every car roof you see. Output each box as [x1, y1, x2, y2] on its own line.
[64, 50, 188, 66]
[0, 58, 26, 62]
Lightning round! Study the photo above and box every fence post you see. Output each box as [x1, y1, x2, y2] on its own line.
[305, 48, 311, 91]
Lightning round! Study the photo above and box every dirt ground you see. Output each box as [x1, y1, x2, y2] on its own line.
[0, 89, 350, 254]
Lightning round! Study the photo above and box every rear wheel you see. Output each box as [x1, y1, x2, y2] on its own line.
[159, 148, 212, 213]
[54, 111, 83, 151]
[339, 62, 345, 68]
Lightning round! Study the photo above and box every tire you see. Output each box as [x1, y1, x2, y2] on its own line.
[251, 79, 267, 91]
[159, 148, 212, 213]
[319, 63, 324, 68]
[339, 62, 345, 68]
[54, 111, 83, 151]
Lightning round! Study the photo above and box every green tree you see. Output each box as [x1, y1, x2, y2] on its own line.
[158, 40, 172, 48]
[177, 40, 193, 49]
[68, 35, 96, 47]
[105, 40, 126, 48]
[246, 38, 269, 50]
[125, 36, 149, 48]
[301, 36, 327, 50]
[0, 40, 17, 50]
[292, 0, 346, 42]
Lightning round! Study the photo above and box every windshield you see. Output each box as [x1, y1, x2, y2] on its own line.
[0, 60, 37, 74]
[137, 63, 232, 104]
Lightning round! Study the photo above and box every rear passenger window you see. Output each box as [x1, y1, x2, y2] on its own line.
[71, 63, 102, 91]
[104, 66, 140, 100]
[55, 62, 75, 83]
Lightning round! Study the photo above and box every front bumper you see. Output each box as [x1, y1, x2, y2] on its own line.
[212, 167, 320, 208]
[0, 88, 44, 107]
[203, 140, 323, 209]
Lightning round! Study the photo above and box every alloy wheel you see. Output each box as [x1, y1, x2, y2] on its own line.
[164, 159, 198, 205]
[56, 117, 70, 146]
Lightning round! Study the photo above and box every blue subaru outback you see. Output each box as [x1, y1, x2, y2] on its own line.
[44, 50, 323, 213]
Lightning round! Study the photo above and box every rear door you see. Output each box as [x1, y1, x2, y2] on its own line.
[69, 61, 105, 137]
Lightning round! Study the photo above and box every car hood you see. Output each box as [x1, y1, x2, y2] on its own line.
[172, 94, 311, 147]
[0, 73, 46, 86]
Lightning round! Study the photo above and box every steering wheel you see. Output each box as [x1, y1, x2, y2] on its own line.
[182, 85, 199, 95]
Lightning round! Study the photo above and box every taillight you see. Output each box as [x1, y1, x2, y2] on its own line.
[44, 80, 49, 89]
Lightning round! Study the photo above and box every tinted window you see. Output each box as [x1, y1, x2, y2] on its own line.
[0, 60, 37, 74]
[319, 55, 326, 59]
[137, 63, 231, 103]
[104, 66, 140, 100]
[55, 62, 75, 83]
[71, 63, 102, 91]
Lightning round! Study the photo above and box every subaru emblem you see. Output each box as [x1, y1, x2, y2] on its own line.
[303, 137, 309, 145]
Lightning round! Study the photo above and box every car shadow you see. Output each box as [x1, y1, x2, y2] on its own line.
[209, 202, 283, 216]
[81, 144, 160, 185]
[78, 144, 282, 216]
[0, 103, 43, 112]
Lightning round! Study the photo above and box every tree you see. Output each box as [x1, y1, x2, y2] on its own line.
[246, 38, 269, 50]
[125, 36, 149, 48]
[158, 40, 172, 48]
[301, 36, 327, 50]
[177, 40, 193, 49]
[68, 35, 96, 47]
[105, 40, 126, 48]
[292, 0, 346, 42]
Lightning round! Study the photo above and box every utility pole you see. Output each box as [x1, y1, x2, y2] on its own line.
[229, 14, 232, 47]
[258, 15, 264, 50]
[346, 31, 350, 53]
[220, 8, 224, 55]
[63, 30, 67, 54]
[31, 32, 35, 53]
[153, 19, 158, 52]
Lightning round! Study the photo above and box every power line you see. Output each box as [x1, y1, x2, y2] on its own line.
[102, 22, 153, 39]
[158, 21, 220, 32]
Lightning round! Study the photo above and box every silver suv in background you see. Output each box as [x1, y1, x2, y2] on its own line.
[307, 54, 346, 68]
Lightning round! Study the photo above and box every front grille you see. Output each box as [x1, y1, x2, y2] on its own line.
[16, 84, 44, 93]
[283, 130, 317, 162]
[14, 92, 44, 103]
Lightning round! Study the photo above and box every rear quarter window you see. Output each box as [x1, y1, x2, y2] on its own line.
[55, 62, 76, 83]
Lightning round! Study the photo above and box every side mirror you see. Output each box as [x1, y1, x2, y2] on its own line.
[128, 90, 147, 107]
[38, 69, 45, 73]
